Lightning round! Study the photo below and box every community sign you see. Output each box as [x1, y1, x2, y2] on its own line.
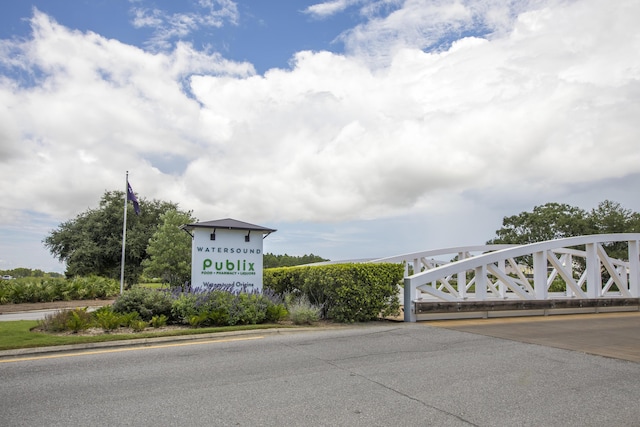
[182, 218, 276, 293]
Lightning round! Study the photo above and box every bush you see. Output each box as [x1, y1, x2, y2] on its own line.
[112, 287, 173, 321]
[170, 290, 287, 327]
[94, 306, 122, 331]
[38, 308, 92, 332]
[130, 320, 148, 332]
[288, 296, 320, 325]
[150, 314, 168, 328]
[265, 303, 288, 322]
[171, 294, 198, 323]
[0, 276, 119, 304]
[264, 263, 403, 322]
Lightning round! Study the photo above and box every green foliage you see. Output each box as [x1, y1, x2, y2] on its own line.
[94, 306, 122, 331]
[169, 291, 287, 327]
[39, 309, 79, 332]
[188, 313, 209, 327]
[287, 296, 320, 325]
[265, 303, 288, 322]
[489, 200, 640, 267]
[118, 311, 141, 327]
[0, 276, 119, 304]
[171, 294, 199, 323]
[264, 263, 403, 322]
[130, 320, 148, 332]
[263, 253, 328, 269]
[141, 209, 196, 290]
[44, 190, 190, 287]
[65, 308, 92, 333]
[111, 287, 173, 321]
[150, 314, 168, 328]
[490, 200, 640, 247]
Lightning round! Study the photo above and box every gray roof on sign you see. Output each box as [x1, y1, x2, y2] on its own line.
[181, 218, 277, 234]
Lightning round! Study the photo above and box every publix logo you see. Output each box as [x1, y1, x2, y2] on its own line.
[202, 259, 255, 275]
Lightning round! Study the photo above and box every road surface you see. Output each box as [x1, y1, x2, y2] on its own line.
[2, 322, 639, 426]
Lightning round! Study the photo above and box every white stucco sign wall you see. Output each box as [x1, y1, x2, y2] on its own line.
[191, 228, 264, 292]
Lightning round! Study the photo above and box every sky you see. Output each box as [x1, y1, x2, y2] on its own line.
[1, 0, 639, 273]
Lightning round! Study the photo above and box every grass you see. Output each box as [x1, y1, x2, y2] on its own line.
[137, 282, 169, 290]
[0, 321, 294, 351]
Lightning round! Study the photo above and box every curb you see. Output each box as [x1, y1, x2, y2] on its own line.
[0, 328, 301, 358]
[0, 324, 358, 359]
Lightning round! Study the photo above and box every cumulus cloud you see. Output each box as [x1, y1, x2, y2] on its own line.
[1, 0, 639, 238]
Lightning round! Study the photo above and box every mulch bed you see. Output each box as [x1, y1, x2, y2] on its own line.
[0, 299, 115, 314]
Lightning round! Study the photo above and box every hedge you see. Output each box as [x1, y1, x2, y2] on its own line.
[0, 276, 119, 304]
[264, 263, 403, 322]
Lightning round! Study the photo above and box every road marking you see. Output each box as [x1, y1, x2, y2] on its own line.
[0, 335, 264, 364]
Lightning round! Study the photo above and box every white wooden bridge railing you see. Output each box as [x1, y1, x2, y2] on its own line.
[373, 234, 640, 322]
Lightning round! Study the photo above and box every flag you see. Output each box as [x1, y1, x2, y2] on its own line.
[127, 181, 140, 215]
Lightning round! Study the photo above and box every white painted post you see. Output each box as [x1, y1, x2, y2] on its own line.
[497, 259, 506, 298]
[585, 243, 601, 298]
[475, 265, 487, 300]
[565, 254, 574, 297]
[404, 278, 416, 322]
[533, 251, 548, 300]
[458, 251, 467, 299]
[629, 240, 640, 298]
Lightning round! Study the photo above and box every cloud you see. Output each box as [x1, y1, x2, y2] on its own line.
[331, 0, 546, 67]
[304, 0, 358, 19]
[130, 0, 239, 50]
[0, 0, 639, 239]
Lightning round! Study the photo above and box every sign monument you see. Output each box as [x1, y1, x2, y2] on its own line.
[182, 218, 276, 293]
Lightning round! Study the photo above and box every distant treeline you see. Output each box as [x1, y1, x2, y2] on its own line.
[0, 268, 63, 279]
[263, 253, 328, 269]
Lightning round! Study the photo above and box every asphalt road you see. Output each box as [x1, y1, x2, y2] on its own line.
[0, 309, 63, 321]
[2, 322, 640, 426]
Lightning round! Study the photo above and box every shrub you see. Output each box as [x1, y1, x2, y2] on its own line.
[228, 293, 254, 325]
[112, 287, 173, 321]
[66, 308, 92, 333]
[171, 294, 198, 324]
[38, 308, 92, 332]
[265, 303, 288, 322]
[265, 263, 403, 322]
[288, 296, 320, 325]
[94, 307, 122, 331]
[0, 276, 119, 304]
[118, 311, 141, 327]
[150, 314, 168, 328]
[188, 313, 209, 327]
[130, 320, 148, 332]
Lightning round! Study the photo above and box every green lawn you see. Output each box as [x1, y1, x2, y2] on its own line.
[0, 321, 292, 351]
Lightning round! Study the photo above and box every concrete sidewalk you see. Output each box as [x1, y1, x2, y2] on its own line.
[427, 311, 640, 363]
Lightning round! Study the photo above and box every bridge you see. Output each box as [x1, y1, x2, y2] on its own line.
[369, 233, 640, 321]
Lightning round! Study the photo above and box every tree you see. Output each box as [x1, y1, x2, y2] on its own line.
[585, 200, 640, 261]
[263, 253, 329, 268]
[44, 190, 186, 287]
[488, 200, 640, 263]
[488, 202, 590, 246]
[142, 209, 196, 289]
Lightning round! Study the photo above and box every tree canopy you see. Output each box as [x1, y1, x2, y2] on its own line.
[142, 209, 196, 289]
[44, 190, 189, 287]
[263, 253, 328, 269]
[488, 200, 640, 261]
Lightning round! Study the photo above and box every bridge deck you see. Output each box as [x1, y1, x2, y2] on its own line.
[427, 311, 640, 363]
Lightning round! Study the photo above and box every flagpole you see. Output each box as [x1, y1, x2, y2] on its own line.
[120, 171, 128, 295]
